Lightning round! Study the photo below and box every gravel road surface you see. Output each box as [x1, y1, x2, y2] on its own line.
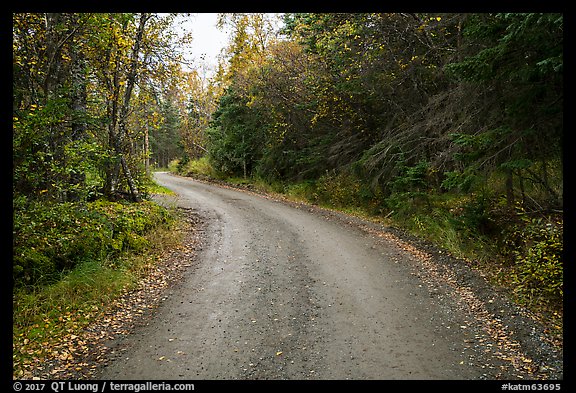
[98, 172, 562, 380]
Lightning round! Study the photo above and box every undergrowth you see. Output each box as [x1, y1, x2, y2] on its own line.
[170, 157, 563, 324]
[12, 199, 184, 378]
[13, 198, 171, 287]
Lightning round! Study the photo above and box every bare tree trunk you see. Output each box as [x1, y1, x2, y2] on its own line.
[116, 13, 151, 202]
[144, 126, 150, 176]
[121, 155, 141, 202]
[105, 13, 151, 202]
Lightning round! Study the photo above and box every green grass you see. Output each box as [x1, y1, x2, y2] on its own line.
[168, 155, 563, 322]
[144, 175, 175, 195]
[13, 204, 183, 379]
[12, 195, 186, 378]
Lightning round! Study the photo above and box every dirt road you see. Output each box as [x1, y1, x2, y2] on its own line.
[98, 172, 562, 380]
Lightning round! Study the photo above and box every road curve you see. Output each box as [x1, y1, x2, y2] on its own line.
[97, 172, 537, 380]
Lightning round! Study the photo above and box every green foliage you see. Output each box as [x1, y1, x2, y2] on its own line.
[206, 90, 267, 177]
[177, 12, 564, 318]
[13, 13, 189, 204]
[284, 181, 318, 203]
[384, 160, 432, 216]
[500, 212, 563, 306]
[400, 201, 495, 261]
[13, 198, 171, 288]
[13, 207, 184, 379]
[389, 160, 430, 194]
[13, 98, 69, 199]
[441, 169, 478, 193]
[313, 171, 372, 209]
[449, 191, 498, 237]
[168, 158, 181, 174]
[170, 156, 220, 179]
[445, 13, 562, 193]
[150, 99, 185, 168]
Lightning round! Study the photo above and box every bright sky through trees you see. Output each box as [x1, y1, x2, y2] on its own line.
[182, 13, 229, 77]
[173, 13, 284, 78]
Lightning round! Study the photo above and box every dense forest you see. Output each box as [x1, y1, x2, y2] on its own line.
[205, 13, 563, 208]
[13, 14, 213, 285]
[178, 13, 563, 313]
[13, 12, 562, 377]
[12, 14, 211, 376]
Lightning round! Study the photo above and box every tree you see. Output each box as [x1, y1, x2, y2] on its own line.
[444, 13, 563, 209]
[216, 13, 280, 90]
[13, 13, 99, 201]
[203, 13, 283, 177]
[89, 13, 152, 202]
[178, 69, 215, 160]
[14, 13, 191, 203]
[206, 89, 267, 177]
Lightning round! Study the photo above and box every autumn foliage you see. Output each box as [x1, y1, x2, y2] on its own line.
[200, 13, 563, 312]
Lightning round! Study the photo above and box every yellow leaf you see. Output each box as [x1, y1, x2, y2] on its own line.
[276, 351, 283, 356]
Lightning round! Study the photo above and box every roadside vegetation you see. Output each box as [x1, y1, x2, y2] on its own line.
[12, 181, 183, 378]
[161, 12, 563, 337]
[169, 156, 563, 329]
[12, 14, 192, 378]
[13, 12, 563, 377]
[165, 13, 562, 326]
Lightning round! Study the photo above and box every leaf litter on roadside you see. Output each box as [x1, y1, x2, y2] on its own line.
[180, 176, 563, 380]
[361, 225, 562, 380]
[13, 209, 206, 380]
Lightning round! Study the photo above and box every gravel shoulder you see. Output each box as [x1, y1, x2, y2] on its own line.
[93, 172, 562, 380]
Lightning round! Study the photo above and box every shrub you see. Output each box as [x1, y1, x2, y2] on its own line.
[502, 214, 563, 306]
[182, 156, 218, 178]
[13, 199, 171, 287]
[314, 171, 370, 208]
[385, 160, 432, 216]
[449, 190, 498, 236]
[168, 158, 180, 174]
[284, 180, 317, 202]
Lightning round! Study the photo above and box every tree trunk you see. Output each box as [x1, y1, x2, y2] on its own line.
[144, 126, 150, 175]
[104, 13, 151, 202]
[121, 155, 141, 202]
[115, 13, 151, 202]
[505, 168, 515, 209]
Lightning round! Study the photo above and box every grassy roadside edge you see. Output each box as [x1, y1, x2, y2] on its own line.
[167, 160, 563, 341]
[12, 186, 186, 379]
